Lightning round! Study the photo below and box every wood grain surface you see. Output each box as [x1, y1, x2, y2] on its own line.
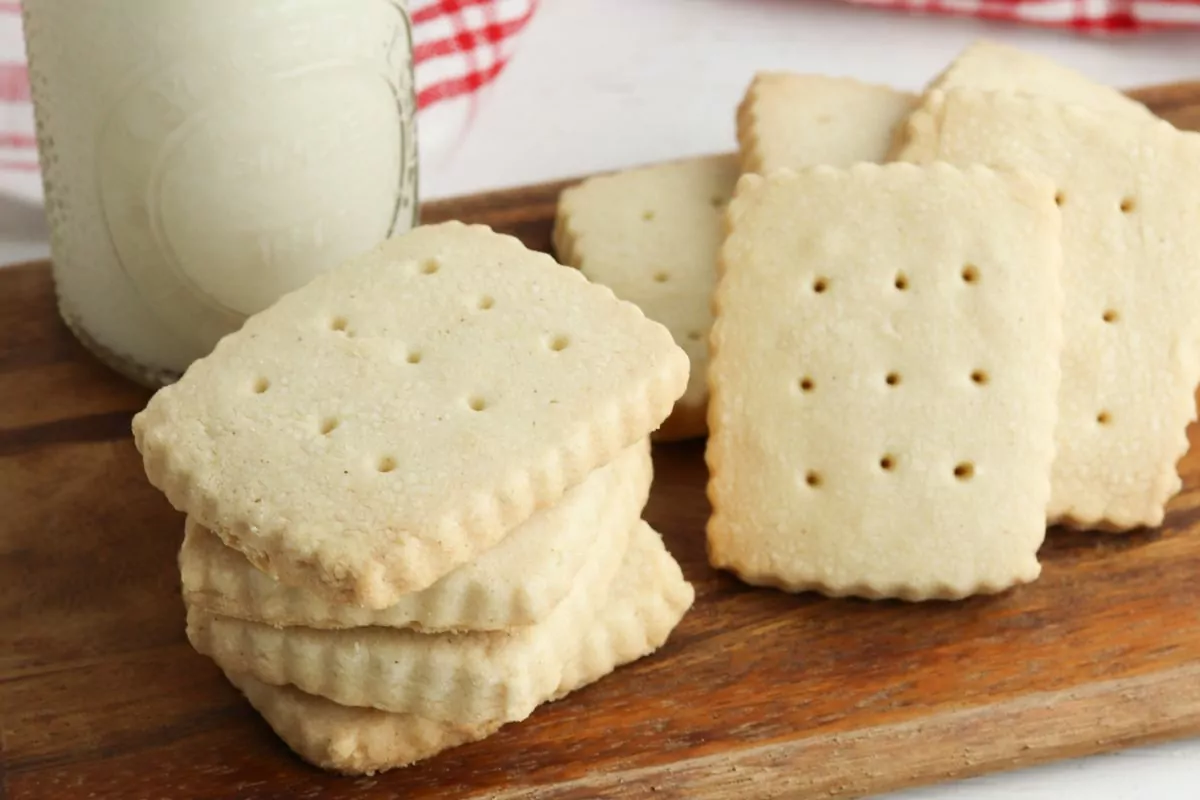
[4, 82, 1200, 800]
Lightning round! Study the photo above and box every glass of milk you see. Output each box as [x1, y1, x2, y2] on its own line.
[21, 0, 419, 387]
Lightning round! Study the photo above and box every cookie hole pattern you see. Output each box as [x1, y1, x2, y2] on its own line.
[813, 277, 829, 294]
[1120, 197, 1136, 214]
[880, 455, 896, 472]
[468, 396, 488, 412]
[653, 271, 670, 283]
[377, 456, 397, 474]
[971, 370, 989, 385]
[687, 330, 703, 342]
[331, 316, 348, 332]
[710, 195, 725, 208]
[406, 350, 422, 365]
[1055, 190, 1066, 207]
[548, 334, 570, 352]
[1103, 309, 1119, 324]
[885, 372, 901, 387]
[1097, 410, 1112, 425]
[421, 258, 440, 275]
[478, 295, 495, 310]
[962, 264, 980, 284]
[642, 210, 655, 222]
[894, 272, 909, 291]
[253, 377, 270, 394]
[319, 417, 339, 435]
[805, 470, 823, 488]
[799, 377, 815, 393]
[954, 462, 975, 481]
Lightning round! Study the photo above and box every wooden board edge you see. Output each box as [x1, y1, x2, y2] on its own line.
[500, 663, 1200, 799]
[1127, 80, 1200, 112]
[0, 259, 51, 277]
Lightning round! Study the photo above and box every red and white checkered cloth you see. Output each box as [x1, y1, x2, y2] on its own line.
[847, 0, 1200, 32]
[0, 0, 539, 176]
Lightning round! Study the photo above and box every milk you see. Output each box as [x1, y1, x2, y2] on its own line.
[22, 0, 418, 385]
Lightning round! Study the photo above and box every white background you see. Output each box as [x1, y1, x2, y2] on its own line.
[3, 0, 1200, 797]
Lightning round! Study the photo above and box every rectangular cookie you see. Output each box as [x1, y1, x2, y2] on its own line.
[926, 40, 1154, 121]
[895, 89, 1200, 530]
[736, 73, 916, 175]
[555, 155, 740, 441]
[707, 163, 1063, 599]
[133, 221, 689, 608]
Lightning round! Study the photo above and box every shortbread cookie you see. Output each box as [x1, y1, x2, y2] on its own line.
[707, 163, 1063, 599]
[219, 523, 693, 776]
[555, 155, 739, 441]
[188, 520, 690, 725]
[226, 673, 503, 777]
[181, 440, 651, 632]
[895, 90, 1200, 530]
[133, 221, 689, 608]
[927, 40, 1153, 121]
[736, 73, 916, 175]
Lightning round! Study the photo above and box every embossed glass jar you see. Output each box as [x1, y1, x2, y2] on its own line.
[21, 0, 418, 387]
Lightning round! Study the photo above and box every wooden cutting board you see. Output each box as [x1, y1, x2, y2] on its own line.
[5, 82, 1200, 800]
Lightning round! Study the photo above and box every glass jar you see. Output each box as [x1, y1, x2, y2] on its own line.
[21, 0, 419, 387]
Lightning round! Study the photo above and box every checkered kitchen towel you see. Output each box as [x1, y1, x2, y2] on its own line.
[847, 0, 1200, 32]
[0, 0, 539, 179]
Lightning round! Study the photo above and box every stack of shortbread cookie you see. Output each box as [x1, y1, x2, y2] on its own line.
[556, 39, 1200, 601]
[132, 222, 694, 775]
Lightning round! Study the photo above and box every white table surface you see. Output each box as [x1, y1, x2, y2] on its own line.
[3, 1, 1200, 797]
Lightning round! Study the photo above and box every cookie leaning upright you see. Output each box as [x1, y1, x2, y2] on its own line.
[894, 89, 1200, 530]
[554, 155, 740, 441]
[736, 73, 916, 175]
[926, 39, 1155, 121]
[133, 221, 689, 608]
[707, 163, 1064, 600]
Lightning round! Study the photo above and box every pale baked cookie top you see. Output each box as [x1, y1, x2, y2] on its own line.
[736, 73, 916, 175]
[555, 154, 739, 441]
[707, 162, 1063, 600]
[926, 39, 1154, 121]
[896, 89, 1200, 530]
[134, 221, 688, 608]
